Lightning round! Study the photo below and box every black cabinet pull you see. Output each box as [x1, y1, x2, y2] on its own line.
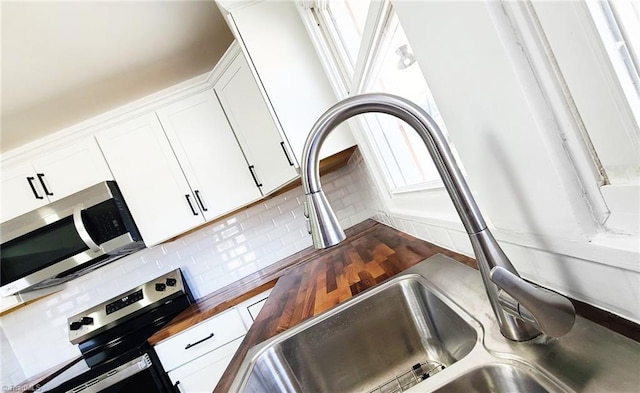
[174, 380, 182, 392]
[280, 141, 294, 166]
[184, 333, 214, 350]
[26, 177, 44, 199]
[248, 165, 263, 188]
[37, 173, 54, 196]
[194, 190, 208, 212]
[185, 194, 198, 216]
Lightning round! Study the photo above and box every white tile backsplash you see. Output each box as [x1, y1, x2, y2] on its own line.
[0, 148, 382, 383]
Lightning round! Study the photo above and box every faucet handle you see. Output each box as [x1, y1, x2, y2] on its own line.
[490, 266, 576, 338]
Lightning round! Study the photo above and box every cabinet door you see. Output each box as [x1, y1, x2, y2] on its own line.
[225, 1, 356, 163]
[157, 90, 262, 221]
[215, 54, 298, 195]
[31, 138, 113, 203]
[1, 138, 113, 223]
[0, 162, 48, 222]
[96, 114, 204, 246]
[169, 337, 243, 393]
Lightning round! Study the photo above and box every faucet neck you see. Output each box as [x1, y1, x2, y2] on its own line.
[300, 93, 548, 341]
[301, 93, 487, 234]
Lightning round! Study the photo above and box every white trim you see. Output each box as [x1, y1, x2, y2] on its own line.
[389, 179, 444, 195]
[529, 0, 639, 234]
[389, 210, 639, 273]
[315, 0, 356, 89]
[497, 1, 610, 228]
[532, 0, 639, 185]
[295, 2, 349, 98]
[351, 1, 392, 96]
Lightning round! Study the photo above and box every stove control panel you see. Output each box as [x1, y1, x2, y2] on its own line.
[106, 289, 144, 315]
[68, 269, 187, 344]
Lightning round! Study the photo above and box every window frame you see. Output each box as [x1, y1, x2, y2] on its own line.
[526, 0, 639, 234]
[298, 0, 448, 194]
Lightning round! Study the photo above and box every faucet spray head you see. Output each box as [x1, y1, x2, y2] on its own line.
[304, 191, 346, 249]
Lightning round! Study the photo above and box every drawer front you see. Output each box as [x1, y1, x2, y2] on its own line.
[168, 336, 244, 391]
[155, 308, 246, 371]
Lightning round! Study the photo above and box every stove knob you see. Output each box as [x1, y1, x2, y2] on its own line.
[166, 278, 177, 287]
[80, 317, 94, 325]
[70, 321, 82, 331]
[155, 283, 166, 292]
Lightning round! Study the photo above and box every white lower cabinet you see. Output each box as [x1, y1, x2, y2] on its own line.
[154, 308, 247, 392]
[236, 288, 272, 329]
[154, 291, 272, 392]
[169, 337, 243, 393]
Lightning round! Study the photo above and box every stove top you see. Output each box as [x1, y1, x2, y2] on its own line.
[37, 269, 193, 392]
[68, 269, 189, 345]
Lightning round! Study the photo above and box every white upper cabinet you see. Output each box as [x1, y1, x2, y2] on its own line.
[1, 162, 49, 222]
[95, 113, 204, 246]
[214, 52, 298, 195]
[1, 138, 113, 222]
[218, 0, 356, 164]
[157, 89, 262, 220]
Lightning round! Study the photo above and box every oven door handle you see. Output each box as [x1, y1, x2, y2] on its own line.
[65, 354, 153, 393]
[73, 207, 101, 252]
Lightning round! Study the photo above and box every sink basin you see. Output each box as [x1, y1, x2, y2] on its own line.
[229, 254, 640, 393]
[233, 275, 478, 393]
[431, 364, 560, 393]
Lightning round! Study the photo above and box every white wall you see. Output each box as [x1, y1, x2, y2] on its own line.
[0, 152, 382, 383]
[357, 0, 640, 323]
[0, 324, 25, 390]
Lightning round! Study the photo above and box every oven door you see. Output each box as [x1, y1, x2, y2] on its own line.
[64, 354, 150, 393]
[56, 353, 172, 393]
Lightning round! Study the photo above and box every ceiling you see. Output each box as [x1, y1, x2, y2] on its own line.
[1, 0, 234, 153]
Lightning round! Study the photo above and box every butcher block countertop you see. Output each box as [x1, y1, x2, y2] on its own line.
[147, 219, 474, 391]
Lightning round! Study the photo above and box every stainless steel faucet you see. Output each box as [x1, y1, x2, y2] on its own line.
[301, 93, 576, 341]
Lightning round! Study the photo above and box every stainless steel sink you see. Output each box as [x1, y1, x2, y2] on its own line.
[229, 255, 640, 393]
[431, 364, 559, 393]
[231, 275, 479, 393]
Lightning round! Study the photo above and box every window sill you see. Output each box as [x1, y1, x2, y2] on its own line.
[388, 179, 444, 195]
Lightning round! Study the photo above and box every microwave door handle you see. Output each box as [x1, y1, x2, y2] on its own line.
[73, 207, 101, 252]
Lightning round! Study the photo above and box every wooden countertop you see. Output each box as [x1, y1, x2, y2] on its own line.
[148, 220, 386, 345]
[212, 220, 475, 392]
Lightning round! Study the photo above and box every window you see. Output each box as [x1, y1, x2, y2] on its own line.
[304, 0, 458, 192]
[585, 0, 640, 184]
[528, 0, 640, 234]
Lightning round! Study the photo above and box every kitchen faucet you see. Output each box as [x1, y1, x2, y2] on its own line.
[301, 93, 575, 341]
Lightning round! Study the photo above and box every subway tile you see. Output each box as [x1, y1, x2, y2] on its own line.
[258, 206, 282, 223]
[427, 225, 455, 250]
[245, 233, 270, 250]
[1, 153, 385, 380]
[221, 225, 241, 239]
[412, 222, 432, 242]
[272, 210, 296, 227]
[277, 196, 301, 214]
[266, 225, 289, 242]
[448, 229, 474, 257]
[215, 239, 235, 253]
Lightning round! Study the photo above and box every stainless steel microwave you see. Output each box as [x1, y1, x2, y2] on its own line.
[1, 181, 145, 296]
